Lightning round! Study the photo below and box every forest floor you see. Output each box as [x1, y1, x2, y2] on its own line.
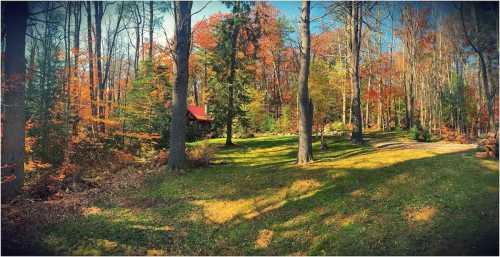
[2, 132, 499, 255]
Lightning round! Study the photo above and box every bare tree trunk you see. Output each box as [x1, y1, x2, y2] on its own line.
[86, 2, 97, 128]
[168, 1, 192, 172]
[1, 2, 28, 199]
[94, 1, 105, 132]
[297, 0, 313, 164]
[350, 2, 363, 144]
[461, 4, 496, 133]
[133, 3, 142, 78]
[342, 84, 346, 125]
[73, 2, 82, 135]
[102, 3, 124, 90]
[64, 3, 72, 162]
[378, 80, 382, 130]
[149, 1, 153, 61]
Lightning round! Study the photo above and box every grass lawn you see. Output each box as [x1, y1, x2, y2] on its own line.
[30, 132, 500, 255]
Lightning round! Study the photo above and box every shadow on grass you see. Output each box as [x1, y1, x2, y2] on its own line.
[3, 133, 498, 255]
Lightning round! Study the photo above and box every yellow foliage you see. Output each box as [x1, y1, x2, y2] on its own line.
[25, 160, 52, 173]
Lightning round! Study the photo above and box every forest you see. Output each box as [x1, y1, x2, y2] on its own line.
[1, 1, 499, 256]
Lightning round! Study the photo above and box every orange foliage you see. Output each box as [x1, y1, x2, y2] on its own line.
[115, 132, 161, 140]
[152, 149, 169, 167]
[25, 160, 52, 173]
[112, 150, 136, 167]
[192, 13, 226, 49]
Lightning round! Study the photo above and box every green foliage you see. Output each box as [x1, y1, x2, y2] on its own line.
[120, 60, 171, 148]
[441, 69, 467, 129]
[329, 121, 347, 132]
[206, 13, 253, 136]
[409, 126, 431, 142]
[262, 115, 277, 133]
[245, 88, 267, 132]
[278, 105, 292, 133]
[24, 15, 65, 165]
[310, 59, 341, 132]
[409, 127, 419, 140]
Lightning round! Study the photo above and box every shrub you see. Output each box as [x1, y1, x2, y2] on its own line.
[409, 126, 431, 142]
[422, 129, 431, 142]
[409, 127, 419, 140]
[329, 121, 347, 132]
[112, 150, 136, 168]
[187, 141, 215, 168]
[262, 116, 277, 133]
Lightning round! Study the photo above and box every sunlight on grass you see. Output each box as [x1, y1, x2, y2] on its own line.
[255, 229, 273, 249]
[191, 199, 255, 224]
[479, 159, 499, 172]
[406, 206, 438, 223]
[37, 133, 499, 255]
[191, 178, 322, 224]
[312, 149, 436, 170]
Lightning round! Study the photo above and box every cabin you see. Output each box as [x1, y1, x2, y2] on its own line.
[186, 105, 213, 140]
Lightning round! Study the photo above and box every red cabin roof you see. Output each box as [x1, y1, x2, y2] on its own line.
[187, 105, 212, 122]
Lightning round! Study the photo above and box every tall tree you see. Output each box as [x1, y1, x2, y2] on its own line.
[73, 2, 82, 133]
[86, 2, 97, 124]
[149, 0, 153, 61]
[94, 1, 104, 132]
[297, 0, 313, 164]
[225, 1, 243, 146]
[460, 3, 498, 133]
[168, 1, 193, 172]
[1, 2, 29, 198]
[350, 1, 363, 144]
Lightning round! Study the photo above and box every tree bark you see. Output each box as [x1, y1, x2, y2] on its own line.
[94, 1, 105, 132]
[1, 2, 28, 199]
[86, 2, 97, 125]
[297, 0, 313, 164]
[73, 2, 82, 135]
[64, 3, 72, 162]
[350, 2, 363, 144]
[460, 4, 496, 133]
[133, 3, 142, 78]
[149, 1, 153, 61]
[102, 3, 124, 90]
[225, 2, 242, 146]
[168, 1, 192, 172]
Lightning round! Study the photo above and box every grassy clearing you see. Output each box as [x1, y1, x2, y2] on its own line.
[31, 133, 499, 255]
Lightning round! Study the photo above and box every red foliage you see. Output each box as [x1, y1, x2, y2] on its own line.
[192, 13, 226, 49]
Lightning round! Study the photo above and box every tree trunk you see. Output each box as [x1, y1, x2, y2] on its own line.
[64, 3, 72, 162]
[94, 2, 106, 133]
[297, 0, 313, 164]
[225, 2, 241, 146]
[460, 4, 496, 133]
[102, 3, 124, 91]
[350, 2, 363, 144]
[1, 2, 28, 199]
[485, 55, 496, 132]
[168, 1, 192, 172]
[149, 1, 153, 61]
[73, 2, 82, 135]
[86, 2, 97, 125]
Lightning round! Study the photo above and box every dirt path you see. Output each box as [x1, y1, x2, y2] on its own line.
[367, 136, 477, 154]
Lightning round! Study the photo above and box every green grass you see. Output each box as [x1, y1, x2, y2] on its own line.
[38, 132, 498, 255]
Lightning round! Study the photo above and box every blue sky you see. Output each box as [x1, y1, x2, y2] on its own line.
[160, 1, 460, 54]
